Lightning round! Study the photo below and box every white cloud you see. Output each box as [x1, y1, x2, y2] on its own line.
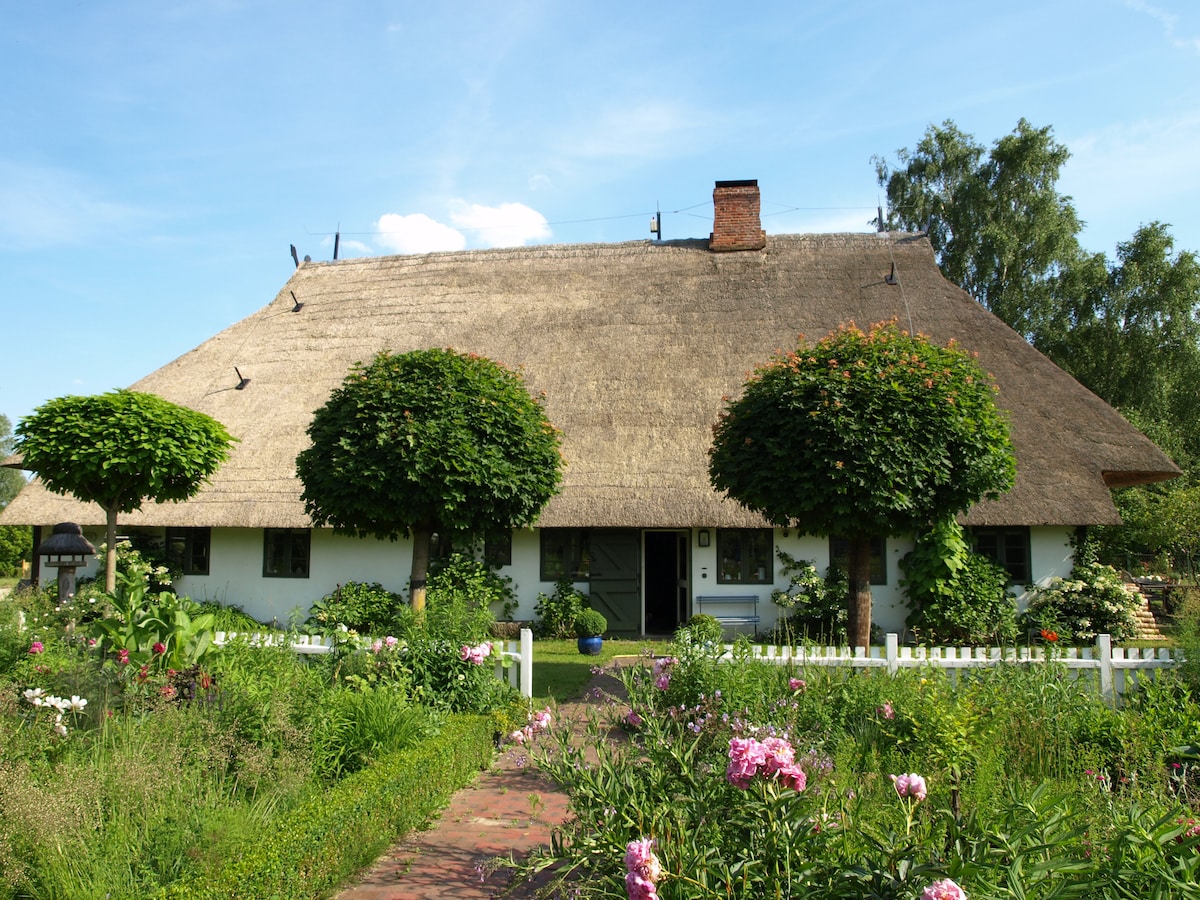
[374, 212, 466, 254]
[449, 201, 550, 247]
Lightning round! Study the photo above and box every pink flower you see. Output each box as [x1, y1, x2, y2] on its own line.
[509, 729, 526, 744]
[654, 673, 671, 690]
[28, 641, 44, 655]
[117, 648, 130, 665]
[625, 709, 644, 728]
[624, 837, 662, 899]
[788, 677, 806, 692]
[460, 641, 493, 665]
[625, 871, 660, 900]
[878, 701, 895, 719]
[922, 878, 967, 900]
[384, 635, 398, 648]
[152, 642, 167, 655]
[891, 772, 928, 801]
[371, 639, 383, 653]
[160, 684, 177, 700]
[532, 708, 552, 732]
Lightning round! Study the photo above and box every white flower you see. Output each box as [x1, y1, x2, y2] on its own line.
[55, 723, 68, 737]
[68, 695, 88, 712]
[22, 688, 46, 704]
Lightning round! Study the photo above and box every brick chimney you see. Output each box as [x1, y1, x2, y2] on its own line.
[709, 179, 766, 252]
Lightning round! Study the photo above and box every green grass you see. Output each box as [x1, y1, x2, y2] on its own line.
[532, 638, 658, 702]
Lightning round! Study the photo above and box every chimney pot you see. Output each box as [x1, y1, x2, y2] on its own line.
[710, 179, 766, 252]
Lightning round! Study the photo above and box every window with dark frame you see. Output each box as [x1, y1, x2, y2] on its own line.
[969, 527, 1031, 583]
[485, 531, 512, 567]
[829, 535, 887, 585]
[540, 528, 590, 581]
[263, 528, 311, 578]
[166, 527, 211, 576]
[716, 528, 773, 584]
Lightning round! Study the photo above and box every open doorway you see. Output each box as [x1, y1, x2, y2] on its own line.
[644, 530, 688, 636]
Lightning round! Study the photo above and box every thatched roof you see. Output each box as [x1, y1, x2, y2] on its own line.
[1, 232, 1179, 531]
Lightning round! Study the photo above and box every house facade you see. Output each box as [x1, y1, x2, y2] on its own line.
[3, 181, 1179, 637]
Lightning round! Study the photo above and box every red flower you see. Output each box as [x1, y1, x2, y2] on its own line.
[152, 642, 167, 655]
[1041, 629, 1059, 643]
[117, 648, 130, 665]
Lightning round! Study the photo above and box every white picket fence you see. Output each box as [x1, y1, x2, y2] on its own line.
[212, 628, 535, 698]
[733, 633, 1181, 701]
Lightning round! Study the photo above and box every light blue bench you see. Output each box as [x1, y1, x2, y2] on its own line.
[695, 595, 760, 635]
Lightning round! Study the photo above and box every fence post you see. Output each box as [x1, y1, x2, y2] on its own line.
[1096, 634, 1113, 702]
[520, 627, 533, 699]
[886, 633, 899, 676]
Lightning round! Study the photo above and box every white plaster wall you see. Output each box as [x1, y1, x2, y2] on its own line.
[66, 522, 1080, 635]
[178, 528, 414, 626]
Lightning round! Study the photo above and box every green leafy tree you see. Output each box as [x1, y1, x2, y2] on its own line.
[874, 118, 1083, 338]
[708, 321, 1016, 647]
[295, 348, 562, 616]
[1038, 223, 1200, 466]
[15, 390, 235, 592]
[0, 415, 32, 576]
[0, 414, 28, 508]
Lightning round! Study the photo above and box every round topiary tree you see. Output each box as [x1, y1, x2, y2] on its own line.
[16, 390, 235, 592]
[296, 348, 563, 616]
[708, 320, 1016, 648]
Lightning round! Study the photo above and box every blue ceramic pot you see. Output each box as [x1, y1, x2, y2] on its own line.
[577, 635, 603, 655]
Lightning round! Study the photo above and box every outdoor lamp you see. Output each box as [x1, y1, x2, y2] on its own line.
[35, 522, 96, 603]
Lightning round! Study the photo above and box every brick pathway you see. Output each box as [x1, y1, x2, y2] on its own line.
[334, 671, 629, 900]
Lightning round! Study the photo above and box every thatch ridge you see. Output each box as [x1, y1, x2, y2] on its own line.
[2, 232, 1178, 530]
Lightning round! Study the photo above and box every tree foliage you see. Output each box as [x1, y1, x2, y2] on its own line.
[709, 321, 1016, 646]
[0, 414, 27, 508]
[877, 120, 1200, 573]
[296, 348, 562, 612]
[15, 390, 235, 591]
[875, 118, 1082, 338]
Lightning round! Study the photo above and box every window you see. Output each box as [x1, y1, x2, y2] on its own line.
[717, 529, 773, 584]
[166, 527, 211, 576]
[540, 528, 590, 581]
[485, 531, 512, 567]
[263, 529, 311, 578]
[970, 527, 1030, 583]
[829, 535, 887, 585]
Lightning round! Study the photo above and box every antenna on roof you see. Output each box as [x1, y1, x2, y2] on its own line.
[234, 367, 250, 390]
[650, 206, 661, 241]
[333, 225, 340, 261]
[290, 244, 300, 268]
[290, 291, 304, 313]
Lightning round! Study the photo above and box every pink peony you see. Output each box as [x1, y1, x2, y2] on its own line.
[922, 878, 967, 900]
[384, 635, 398, 648]
[878, 701, 895, 719]
[624, 838, 662, 880]
[371, 639, 383, 653]
[28, 642, 44, 655]
[788, 677, 806, 692]
[891, 772, 928, 801]
[152, 642, 167, 656]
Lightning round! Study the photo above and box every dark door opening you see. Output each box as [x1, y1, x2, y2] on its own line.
[645, 530, 687, 635]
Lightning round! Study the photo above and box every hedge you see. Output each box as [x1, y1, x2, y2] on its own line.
[156, 713, 495, 900]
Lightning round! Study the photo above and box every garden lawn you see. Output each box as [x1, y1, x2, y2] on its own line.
[532, 638, 659, 703]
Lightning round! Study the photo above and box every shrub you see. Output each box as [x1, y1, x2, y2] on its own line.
[1021, 559, 1141, 642]
[574, 608, 608, 638]
[533, 577, 587, 638]
[422, 551, 500, 644]
[305, 582, 403, 635]
[901, 519, 1017, 644]
[770, 550, 847, 642]
[681, 613, 724, 646]
[309, 686, 435, 780]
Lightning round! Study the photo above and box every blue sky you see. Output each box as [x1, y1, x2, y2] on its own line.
[3, 0, 1199, 429]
